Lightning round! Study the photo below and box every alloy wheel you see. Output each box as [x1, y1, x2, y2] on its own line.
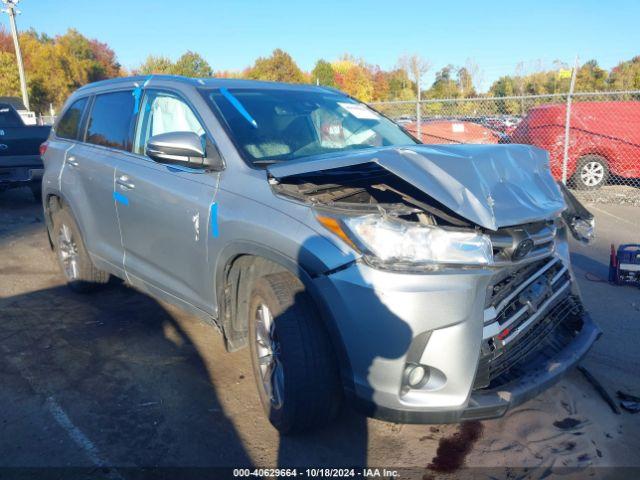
[58, 223, 80, 280]
[580, 161, 605, 187]
[254, 304, 284, 408]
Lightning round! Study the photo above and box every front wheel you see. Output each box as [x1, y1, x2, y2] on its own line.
[248, 272, 341, 434]
[51, 207, 110, 292]
[572, 155, 609, 190]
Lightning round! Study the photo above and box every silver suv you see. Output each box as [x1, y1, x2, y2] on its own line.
[41, 76, 600, 433]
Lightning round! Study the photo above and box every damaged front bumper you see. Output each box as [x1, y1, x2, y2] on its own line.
[314, 246, 601, 424]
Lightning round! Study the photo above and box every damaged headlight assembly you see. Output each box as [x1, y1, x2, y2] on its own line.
[317, 214, 494, 268]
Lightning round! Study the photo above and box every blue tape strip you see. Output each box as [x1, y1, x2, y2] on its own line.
[132, 87, 142, 114]
[220, 88, 257, 128]
[132, 75, 153, 114]
[166, 164, 206, 174]
[210, 202, 219, 238]
[113, 190, 129, 206]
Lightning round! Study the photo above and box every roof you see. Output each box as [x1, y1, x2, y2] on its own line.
[0, 96, 26, 110]
[77, 75, 339, 93]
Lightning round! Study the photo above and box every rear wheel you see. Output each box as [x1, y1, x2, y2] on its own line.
[573, 155, 609, 190]
[248, 272, 341, 434]
[52, 207, 110, 292]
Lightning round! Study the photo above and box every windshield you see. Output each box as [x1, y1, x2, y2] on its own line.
[206, 88, 416, 165]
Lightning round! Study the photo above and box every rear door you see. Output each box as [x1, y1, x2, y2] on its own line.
[115, 89, 218, 313]
[60, 90, 135, 276]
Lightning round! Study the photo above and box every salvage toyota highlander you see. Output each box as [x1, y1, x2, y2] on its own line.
[41, 76, 600, 433]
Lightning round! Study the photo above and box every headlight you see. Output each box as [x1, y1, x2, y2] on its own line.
[318, 214, 493, 267]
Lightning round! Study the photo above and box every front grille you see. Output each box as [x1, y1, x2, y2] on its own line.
[490, 221, 557, 265]
[474, 294, 584, 390]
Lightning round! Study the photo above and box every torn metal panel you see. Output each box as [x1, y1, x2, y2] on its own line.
[268, 144, 566, 231]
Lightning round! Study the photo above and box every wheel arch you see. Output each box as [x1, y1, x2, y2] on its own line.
[214, 243, 353, 389]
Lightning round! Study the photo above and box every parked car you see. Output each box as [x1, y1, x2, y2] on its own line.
[404, 119, 504, 144]
[481, 115, 522, 136]
[0, 101, 51, 200]
[42, 76, 599, 433]
[509, 101, 640, 189]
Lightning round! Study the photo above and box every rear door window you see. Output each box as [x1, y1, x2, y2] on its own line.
[56, 97, 88, 140]
[86, 91, 135, 151]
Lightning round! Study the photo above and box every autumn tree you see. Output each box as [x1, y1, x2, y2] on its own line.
[0, 27, 121, 113]
[331, 58, 374, 102]
[609, 56, 640, 90]
[247, 49, 305, 83]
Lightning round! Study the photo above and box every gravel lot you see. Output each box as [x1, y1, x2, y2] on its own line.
[1, 187, 639, 479]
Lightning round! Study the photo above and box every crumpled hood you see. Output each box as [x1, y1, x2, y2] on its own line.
[267, 144, 566, 231]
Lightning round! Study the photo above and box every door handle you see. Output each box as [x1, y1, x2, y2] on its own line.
[65, 156, 79, 167]
[116, 175, 135, 190]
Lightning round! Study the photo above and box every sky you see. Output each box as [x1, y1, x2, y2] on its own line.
[4, 0, 640, 91]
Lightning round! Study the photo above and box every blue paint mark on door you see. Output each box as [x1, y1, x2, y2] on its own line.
[113, 190, 129, 206]
[210, 202, 219, 238]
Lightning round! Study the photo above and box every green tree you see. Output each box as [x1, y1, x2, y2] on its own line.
[311, 59, 336, 87]
[137, 55, 174, 75]
[173, 51, 213, 77]
[386, 69, 415, 100]
[247, 49, 305, 83]
[489, 76, 519, 114]
[575, 60, 608, 91]
[427, 65, 461, 99]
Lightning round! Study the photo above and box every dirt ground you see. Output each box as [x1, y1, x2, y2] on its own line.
[1, 186, 639, 479]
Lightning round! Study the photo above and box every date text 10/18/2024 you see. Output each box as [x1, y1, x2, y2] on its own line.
[233, 468, 399, 478]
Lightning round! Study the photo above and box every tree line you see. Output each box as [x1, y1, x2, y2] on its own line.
[1, 27, 639, 114]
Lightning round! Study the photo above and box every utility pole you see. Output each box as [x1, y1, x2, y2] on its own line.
[1, 0, 30, 111]
[561, 55, 579, 185]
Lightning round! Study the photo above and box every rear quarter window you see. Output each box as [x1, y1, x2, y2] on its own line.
[86, 91, 135, 151]
[56, 97, 88, 140]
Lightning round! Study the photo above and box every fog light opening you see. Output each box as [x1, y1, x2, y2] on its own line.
[404, 363, 429, 389]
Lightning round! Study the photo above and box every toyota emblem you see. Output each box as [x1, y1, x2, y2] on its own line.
[512, 238, 535, 261]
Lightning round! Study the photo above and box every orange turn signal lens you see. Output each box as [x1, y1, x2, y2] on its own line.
[316, 215, 357, 250]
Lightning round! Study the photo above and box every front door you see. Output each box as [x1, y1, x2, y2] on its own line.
[115, 89, 219, 313]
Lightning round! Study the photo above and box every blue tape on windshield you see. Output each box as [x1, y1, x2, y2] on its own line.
[210, 202, 219, 238]
[220, 88, 257, 128]
[113, 191, 129, 206]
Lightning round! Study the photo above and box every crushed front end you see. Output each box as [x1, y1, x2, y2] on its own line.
[269, 144, 601, 422]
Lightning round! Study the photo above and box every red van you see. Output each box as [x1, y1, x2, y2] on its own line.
[510, 101, 640, 189]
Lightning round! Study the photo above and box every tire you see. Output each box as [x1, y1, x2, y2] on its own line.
[51, 207, 110, 292]
[572, 155, 609, 190]
[248, 272, 342, 434]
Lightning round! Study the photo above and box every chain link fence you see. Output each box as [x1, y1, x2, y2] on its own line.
[371, 91, 640, 205]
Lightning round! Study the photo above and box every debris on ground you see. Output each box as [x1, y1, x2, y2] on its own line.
[618, 391, 640, 413]
[577, 366, 621, 415]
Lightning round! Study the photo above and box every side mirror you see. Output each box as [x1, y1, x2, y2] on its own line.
[146, 131, 223, 170]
